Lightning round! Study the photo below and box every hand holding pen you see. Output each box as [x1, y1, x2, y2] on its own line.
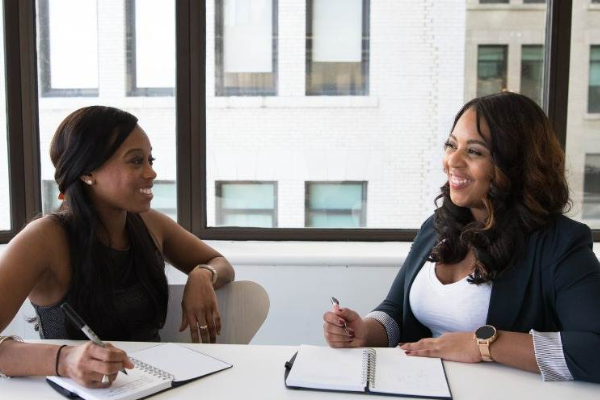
[60, 303, 134, 387]
[330, 297, 349, 335]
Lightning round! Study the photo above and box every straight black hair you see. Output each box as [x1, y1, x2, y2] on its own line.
[49, 106, 168, 339]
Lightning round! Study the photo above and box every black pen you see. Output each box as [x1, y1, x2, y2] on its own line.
[60, 303, 128, 375]
[330, 296, 349, 335]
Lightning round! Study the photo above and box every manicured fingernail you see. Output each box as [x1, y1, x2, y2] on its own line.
[338, 319, 345, 325]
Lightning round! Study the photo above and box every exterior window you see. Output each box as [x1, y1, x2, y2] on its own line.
[583, 155, 600, 220]
[216, 182, 277, 227]
[305, 182, 367, 228]
[521, 45, 544, 106]
[306, 0, 369, 96]
[126, 0, 175, 96]
[215, 0, 277, 96]
[477, 45, 507, 97]
[589, 46, 600, 113]
[37, 0, 98, 97]
[523, 0, 545, 4]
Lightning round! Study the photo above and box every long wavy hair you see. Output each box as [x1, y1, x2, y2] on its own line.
[49, 106, 168, 340]
[429, 92, 570, 283]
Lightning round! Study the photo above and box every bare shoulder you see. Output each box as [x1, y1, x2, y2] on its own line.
[138, 209, 180, 251]
[13, 215, 68, 251]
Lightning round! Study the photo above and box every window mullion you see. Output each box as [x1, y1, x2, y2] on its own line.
[544, 0, 572, 150]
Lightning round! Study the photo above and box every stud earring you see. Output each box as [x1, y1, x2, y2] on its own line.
[85, 180, 93, 185]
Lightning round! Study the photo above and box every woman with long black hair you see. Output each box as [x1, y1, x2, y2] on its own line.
[0, 106, 235, 387]
[323, 92, 600, 383]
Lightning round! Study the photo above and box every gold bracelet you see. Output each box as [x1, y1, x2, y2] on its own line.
[0, 335, 24, 379]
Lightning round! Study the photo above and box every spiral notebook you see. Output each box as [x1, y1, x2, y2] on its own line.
[284, 345, 452, 399]
[46, 343, 232, 400]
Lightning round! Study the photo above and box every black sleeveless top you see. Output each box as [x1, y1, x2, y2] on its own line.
[32, 216, 166, 342]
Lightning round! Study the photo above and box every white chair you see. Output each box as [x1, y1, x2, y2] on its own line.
[159, 280, 270, 344]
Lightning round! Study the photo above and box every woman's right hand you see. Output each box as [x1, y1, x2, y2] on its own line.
[58, 342, 134, 388]
[323, 306, 368, 348]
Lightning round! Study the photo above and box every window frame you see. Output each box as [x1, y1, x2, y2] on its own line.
[37, 0, 99, 98]
[214, 0, 279, 97]
[588, 45, 600, 113]
[1, 0, 589, 243]
[305, 0, 370, 96]
[215, 181, 278, 228]
[125, 0, 175, 97]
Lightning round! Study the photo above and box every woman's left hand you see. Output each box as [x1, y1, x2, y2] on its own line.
[179, 267, 221, 343]
[399, 332, 482, 363]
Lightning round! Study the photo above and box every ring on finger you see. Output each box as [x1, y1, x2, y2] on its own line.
[199, 325, 208, 330]
[102, 375, 109, 384]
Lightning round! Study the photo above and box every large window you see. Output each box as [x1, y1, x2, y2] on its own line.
[305, 182, 367, 228]
[521, 45, 544, 106]
[216, 181, 277, 227]
[589, 46, 600, 113]
[37, 0, 98, 97]
[0, 0, 9, 231]
[215, 0, 277, 96]
[306, 0, 369, 95]
[37, 0, 177, 219]
[5, 1, 595, 243]
[126, 0, 175, 96]
[477, 45, 508, 97]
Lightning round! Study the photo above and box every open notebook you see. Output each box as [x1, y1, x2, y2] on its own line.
[47, 343, 232, 400]
[285, 345, 452, 399]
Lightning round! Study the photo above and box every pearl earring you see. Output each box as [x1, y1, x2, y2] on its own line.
[85, 180, 93, 185]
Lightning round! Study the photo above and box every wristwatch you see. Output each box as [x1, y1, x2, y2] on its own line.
[195, 264, 218, 285]
[474, 325, 497, 362]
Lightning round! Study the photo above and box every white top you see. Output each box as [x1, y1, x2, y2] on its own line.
[409, 261, 492, 338]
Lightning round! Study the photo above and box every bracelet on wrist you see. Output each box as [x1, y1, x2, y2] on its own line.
[55, 345, 68, 377]
[194, 264, 218, 285]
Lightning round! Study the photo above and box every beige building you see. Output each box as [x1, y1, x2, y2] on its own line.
[466, 0, 600, 227]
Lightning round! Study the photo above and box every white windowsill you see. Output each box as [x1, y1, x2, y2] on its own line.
[0, 240, 409, 282]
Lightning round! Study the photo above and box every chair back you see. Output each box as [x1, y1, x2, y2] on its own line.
[159, 280, 270, 344]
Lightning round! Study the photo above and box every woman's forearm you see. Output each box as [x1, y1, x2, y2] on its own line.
[364, 318, 389, 347]
[490, 330, 539, 373]
[206, 256, 235, 289]
[0, 340, 61, 377]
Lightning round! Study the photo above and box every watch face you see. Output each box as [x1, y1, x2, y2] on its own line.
[475, 325, 496, 340]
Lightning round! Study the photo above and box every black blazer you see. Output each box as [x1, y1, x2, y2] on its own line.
[373, 214, 600, 383]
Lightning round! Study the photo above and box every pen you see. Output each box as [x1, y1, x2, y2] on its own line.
[60, 303, 128, 375]
[330, 296, 349, 336]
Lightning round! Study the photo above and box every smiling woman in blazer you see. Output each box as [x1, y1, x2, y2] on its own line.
[323, 92, 600, 383]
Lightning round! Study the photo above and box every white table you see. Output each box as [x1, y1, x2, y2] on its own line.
[1, 341, 598, 399]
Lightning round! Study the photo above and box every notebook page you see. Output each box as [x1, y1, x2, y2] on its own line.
[47, 367, 171, 400]
[130, 343, 231, 383]
[370, 348, 451, 398]
[285, 345, 366, 392]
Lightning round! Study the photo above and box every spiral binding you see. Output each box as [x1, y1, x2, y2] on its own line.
[360, 348, 377, 390]
[130, 357, 175, 382]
